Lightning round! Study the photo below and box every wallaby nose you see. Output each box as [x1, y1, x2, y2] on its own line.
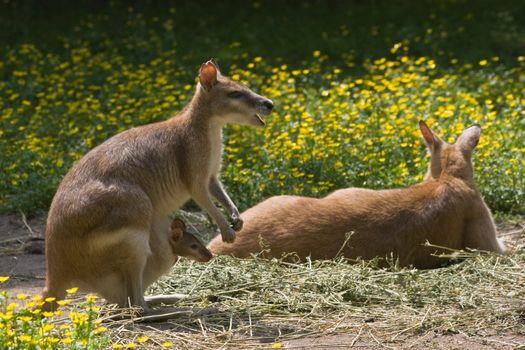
[263, 99, 274, 111]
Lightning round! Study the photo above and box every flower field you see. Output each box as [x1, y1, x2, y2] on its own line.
[0, 279, 111, 349]
[0, 0, 524, 215]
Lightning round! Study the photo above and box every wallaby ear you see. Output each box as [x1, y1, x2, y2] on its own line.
[199, 60, 218, 91]
[209, 58, 221, 72]
[457, 124, 481, 154]
[170, 218, 185, 241]
[419, 120, 441, 151]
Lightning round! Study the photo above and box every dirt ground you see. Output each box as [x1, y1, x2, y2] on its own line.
[1, 213, 524, 349]
[0, 213, 46, 296]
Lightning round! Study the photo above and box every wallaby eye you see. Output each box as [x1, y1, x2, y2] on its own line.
[190, 244, 199, 249]
[227, 91, 245, 99]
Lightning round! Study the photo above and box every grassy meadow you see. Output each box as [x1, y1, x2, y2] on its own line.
[0, 0, 524, 349]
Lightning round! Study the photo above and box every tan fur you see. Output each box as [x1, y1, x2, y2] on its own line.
[42, 60, 273, 311]
[169, 218, 213, 263]
[208, 121, 505, 269]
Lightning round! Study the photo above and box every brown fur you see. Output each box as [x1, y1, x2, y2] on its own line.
[42, 60, 273, 311]
[169, 218, 212, 263]
[207, 121, 505, 268]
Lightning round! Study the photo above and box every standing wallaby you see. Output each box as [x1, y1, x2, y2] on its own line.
[42, 60, 273, 314]
[208, 121, 505, 268]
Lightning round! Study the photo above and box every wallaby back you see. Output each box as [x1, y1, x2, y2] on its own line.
[207, 121, 505, 268]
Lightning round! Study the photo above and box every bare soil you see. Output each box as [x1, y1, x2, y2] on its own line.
[1, 213, 523, 349]
[0, 213, 46, 295]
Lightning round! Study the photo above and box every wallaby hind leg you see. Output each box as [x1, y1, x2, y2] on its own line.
[124, 271, 147, 309]
[96, 270, 146, 310]
[115, 251, 149, 310]
[144, 294, 189, 306]
[92, 228, 151, 310]
[41, 253, 72, 311]
[41, 280, 68, 312]
[103, 298, 213, 323]
[135, 306, 218, 323]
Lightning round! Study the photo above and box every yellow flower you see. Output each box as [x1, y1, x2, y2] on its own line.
[0, 276, 9, 283]
[66, 287, 78, 294]
[390, 42, 402, 54]
[137, 335, 149, 343]
[162, 342, 173, 349]
[272, 343, 283, 349]
[85, 294, 98, 302]
[19, 335, 32, 342]
[69, 311, 88, 324]
[94, 326, 107, 335]
[42, 324, 54, 332]
[57, 299, 71, 306]
[6, 302, 19, 311]
[45, 337, 60, 344]
[19, 316, 32, 322]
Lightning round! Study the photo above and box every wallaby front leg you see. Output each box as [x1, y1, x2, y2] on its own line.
[192, 190, 236, 243]
[209, 177, 243, 231]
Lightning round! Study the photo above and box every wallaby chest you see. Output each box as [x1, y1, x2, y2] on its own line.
[207, 127, 224, 176]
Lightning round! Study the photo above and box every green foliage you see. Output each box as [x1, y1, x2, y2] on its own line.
[0, 0, 524, 214]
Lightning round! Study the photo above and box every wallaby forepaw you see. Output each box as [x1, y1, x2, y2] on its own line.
[221, 228, 236, 243]
[231, 216, 243, 231]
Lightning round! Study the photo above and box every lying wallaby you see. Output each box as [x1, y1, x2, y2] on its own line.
[168, 218, 212, 263]
[208, 121, 505, 268]
[42, 59, 273, 313]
